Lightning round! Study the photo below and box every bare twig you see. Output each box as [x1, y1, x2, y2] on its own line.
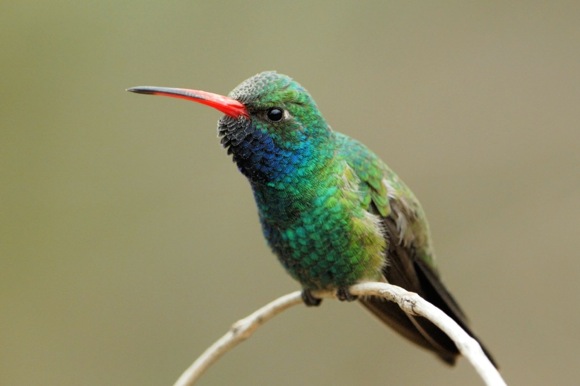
[173, 283, 506, 386]
[348, 282, 506, 386]
[173, 291, 304, 386]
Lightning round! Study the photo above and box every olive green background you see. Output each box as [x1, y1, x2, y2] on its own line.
[2, 2, 579, 385]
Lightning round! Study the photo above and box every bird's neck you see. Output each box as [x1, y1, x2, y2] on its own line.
[250, 137, 336, 191]
[249, 139, 340, 226]
[229, 124, 335, 184]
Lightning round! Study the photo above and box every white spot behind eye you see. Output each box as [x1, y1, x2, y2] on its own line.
[265, 107, 292, 122]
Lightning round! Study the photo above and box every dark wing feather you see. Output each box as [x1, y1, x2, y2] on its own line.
[360, 206, 498, 367]
[336, 133, 496, 366]
[360, 215, 460, 365]
[413, 256, 498, 366]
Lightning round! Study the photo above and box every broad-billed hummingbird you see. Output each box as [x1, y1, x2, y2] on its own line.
[128, 71, 496, 366]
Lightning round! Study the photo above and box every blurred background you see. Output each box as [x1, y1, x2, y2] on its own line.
[2, 2, 579, 385]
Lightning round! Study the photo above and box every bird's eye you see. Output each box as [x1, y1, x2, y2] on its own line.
[266, 107, 284, 122]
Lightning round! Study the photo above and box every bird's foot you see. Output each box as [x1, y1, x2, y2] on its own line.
[301, 289, 322, 307]
[336, 287, 358, 302]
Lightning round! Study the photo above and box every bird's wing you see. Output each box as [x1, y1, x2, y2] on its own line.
[336, 133, 496, 366]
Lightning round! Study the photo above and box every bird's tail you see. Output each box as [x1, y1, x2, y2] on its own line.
[360, 296, 459, 365]
[359, 278, 497, 367]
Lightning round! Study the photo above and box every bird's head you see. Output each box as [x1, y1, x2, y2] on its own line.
[129, 71, 332, 185]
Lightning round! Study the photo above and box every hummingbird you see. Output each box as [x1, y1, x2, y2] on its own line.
[128, 71, 496, 366]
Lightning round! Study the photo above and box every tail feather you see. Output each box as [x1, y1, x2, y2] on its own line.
[359, 297, 458, 365]
[365, 216, 498, 367]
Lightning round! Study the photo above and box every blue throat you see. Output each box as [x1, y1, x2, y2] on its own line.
[218, 116, 318, 186]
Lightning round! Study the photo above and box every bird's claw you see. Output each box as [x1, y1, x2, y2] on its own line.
[301, 289, 322, 307]
[336, 287, 358, 302]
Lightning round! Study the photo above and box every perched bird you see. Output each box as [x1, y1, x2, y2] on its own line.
[128, 71, 496, 366]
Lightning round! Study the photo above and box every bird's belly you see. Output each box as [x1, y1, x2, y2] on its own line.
[262, 206, 386, 290]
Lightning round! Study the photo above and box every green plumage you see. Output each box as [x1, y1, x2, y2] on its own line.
[253, 131, 424, 290]
[228, 72, 434, 290]
[128, 71, 496, 367]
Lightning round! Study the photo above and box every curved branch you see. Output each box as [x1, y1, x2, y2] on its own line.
[173, 291, 304, 386]
[347, 282, 506, 386]
[173, 283, 506, 386]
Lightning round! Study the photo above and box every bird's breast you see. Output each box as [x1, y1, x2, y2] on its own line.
[253, 164, 386, 290]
